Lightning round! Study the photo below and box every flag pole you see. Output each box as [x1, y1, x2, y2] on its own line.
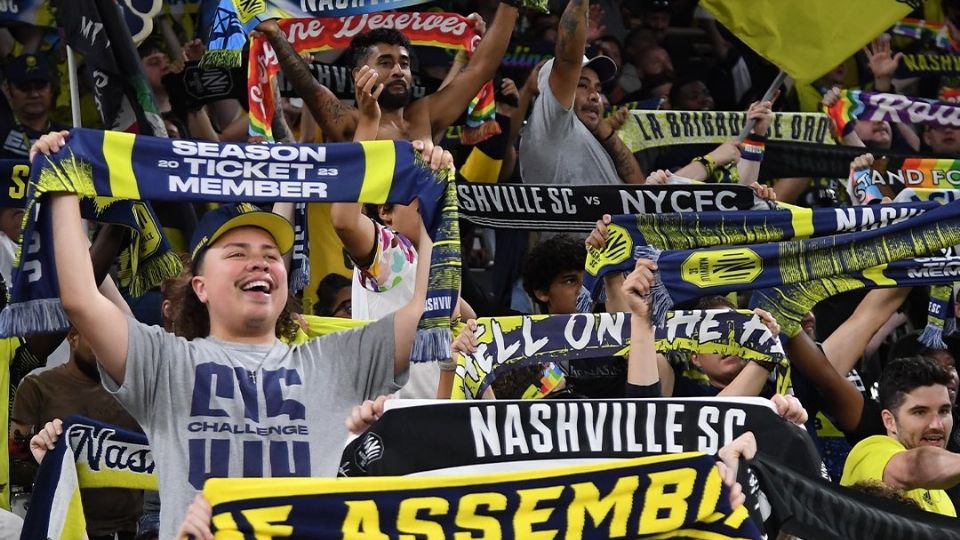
[66, 45, 81, 128]
[738, 70, 786, 141]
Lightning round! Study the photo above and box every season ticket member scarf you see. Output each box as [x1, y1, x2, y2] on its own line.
[750, 257, 960, 341]
[620, 110, 836, 153]
[20, 416, 156, 540]
[11, 129, 457, 362]
[826, 90, 960, 136]
[206, 453, 761, 539]
[583, 203, 936, 301]
[452, 310, 785, 399]
[613, 200, 960, 325]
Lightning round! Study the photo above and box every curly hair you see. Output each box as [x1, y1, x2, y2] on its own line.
[163, 266, 301, 342]
[314, 273, 351, 317]
[879, 356, 953, 413]
[694, 295, 735, 310]
[522, 235, 586, 311]
[347, 28, 411, 69]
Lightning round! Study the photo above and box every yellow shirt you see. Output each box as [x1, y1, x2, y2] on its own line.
[0, 337, 18, 510]
[841, 435, 957, 517]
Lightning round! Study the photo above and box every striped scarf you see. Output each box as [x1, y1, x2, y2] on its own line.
[10, 129, 457, 362]
[750, 257, 960, 341]
[452, 310, 785, 399]
[583, 203, 936, 301]
[635, 200, 960, 325]
[20, 416, 156, 540]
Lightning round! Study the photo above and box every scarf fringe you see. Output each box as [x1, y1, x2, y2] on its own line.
[36, 155, 95, 196]
[0, 297, 69, 336]
[128, 250, 183, 297]
[291, 257, 311, 294]
[947, 316, 957, 337]
[919, 323, 948, 349]
[576, 285, 593, 313]
[459, 120, 501, 146]
[634, 245, 672, 324]
[200, 49, 244, 69]
[411, 327, 452, 364]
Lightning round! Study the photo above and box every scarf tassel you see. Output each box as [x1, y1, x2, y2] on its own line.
[0, 298, 69, 337]
[127, 250, 184, 298]
[919, 321, 948, 349]
[411, 327, 452, 365]
[200, 49, 244, 69]
[291, 258, 311, 294]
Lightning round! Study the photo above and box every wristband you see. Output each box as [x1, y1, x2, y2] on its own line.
[741, 141, 765, 162]
[745, 132, 768, 144]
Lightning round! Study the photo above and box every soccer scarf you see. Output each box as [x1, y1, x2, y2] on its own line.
[452, 310, 785, 399]
[278, 60, 441, 101]
[206, 453, 762, 539]
[759, 140, 960, 185]
[750, 257, 960, 340]
[827, 90, 960, 136]
[11, 129, 457, 362]
[582, 203, 936, 300]
[0, 159, 30, 208]
[246, 13, 481, 139]
[457, 182, 758, 232]
[204, 0, 439, 66]
[20, 416, 156, 540]
[745, 453, 960, 540]
[620, 110, 836, 153]
[892, 18, 953, 52]
[627, 199, 960, 325]
[895, 52, 960, 78]
[339, 398, 821, 479]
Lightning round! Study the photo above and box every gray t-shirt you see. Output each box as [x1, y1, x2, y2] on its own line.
[102, 315, 403, 537]
[519, 58, 621, 186]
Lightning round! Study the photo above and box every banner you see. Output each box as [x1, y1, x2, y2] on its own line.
[700, 0, 912, 81]
[338, 399, 821, 479]
[621, 111, 836, 153]
[892, 18, 952, 52]
[207, 452, 762, 539]
[451, 310, 785, 399]
[456, 182, 758, 232]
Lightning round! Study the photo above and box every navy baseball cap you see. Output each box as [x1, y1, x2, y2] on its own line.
[189, 203, 294, 271]
[6, 54, 53, 86]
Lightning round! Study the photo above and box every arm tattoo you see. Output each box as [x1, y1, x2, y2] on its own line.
[603, 135, 644, 183]
[556, 0, 587, 60]
[267, 31, 348, 128]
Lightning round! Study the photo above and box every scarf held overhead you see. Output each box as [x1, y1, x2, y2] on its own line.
[582, 203, 936, 299]
[750, 256, 960, 340]
[339, 398, 821, 480]
[247, 13, 483, 140]
[452, 310, 785, 399]
[635, 199, 960, 325]
[457, 182, 758, 232]
[620, 111, 836, 153]
[207, 452, 760, 539]
[14, 129, 457, 362]
[20, 416, 156, 540]
[827, 90, 960, 135]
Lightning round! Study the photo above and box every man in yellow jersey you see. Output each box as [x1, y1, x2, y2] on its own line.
[842, 356, 959, 516]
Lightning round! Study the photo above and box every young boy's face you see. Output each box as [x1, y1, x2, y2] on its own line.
[536, 270, 584, 315]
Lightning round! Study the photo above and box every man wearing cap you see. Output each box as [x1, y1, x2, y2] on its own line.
[518, 0, 645, 185]
[34, 130, 452, 537]
[0, 53, 64, 158]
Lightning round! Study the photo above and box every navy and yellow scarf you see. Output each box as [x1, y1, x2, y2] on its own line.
[628, 200, 960, 324]
[11, 129, 457, 362]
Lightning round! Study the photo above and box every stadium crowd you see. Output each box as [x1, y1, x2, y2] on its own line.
[2, 0, 960, 538]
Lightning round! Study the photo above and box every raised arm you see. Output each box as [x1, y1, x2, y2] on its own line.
[549, 0, 589, 109]
[623, 259, 660, 393]
[255, 20, 358, 142]
[422, 5, 519, 136]
[822, 287, 911, 376]
[37, 154, 128, 387]
[788, 329, 865, 432]
[593, 107, 645, 184]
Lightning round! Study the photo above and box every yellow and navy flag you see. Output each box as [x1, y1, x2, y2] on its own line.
[700, 0, 914, 82]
